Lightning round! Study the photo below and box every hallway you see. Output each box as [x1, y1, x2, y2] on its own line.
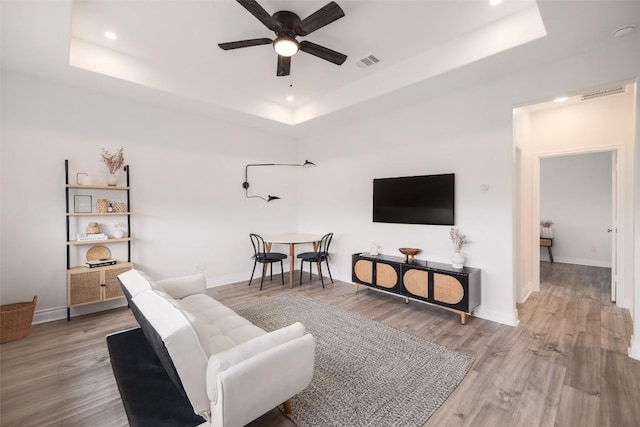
[517, 262, 637, 426]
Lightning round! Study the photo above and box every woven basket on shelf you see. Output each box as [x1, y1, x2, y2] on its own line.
[113, 202, 127, 213]
[0, 296, 37, 343]
[96, 199, 109, 213]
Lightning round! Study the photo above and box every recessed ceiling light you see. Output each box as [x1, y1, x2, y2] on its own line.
[104, 31, 117, 40]
[286, 96, 294, 102]
[489, 0, 503, 6]
[553, 96, 569, 103]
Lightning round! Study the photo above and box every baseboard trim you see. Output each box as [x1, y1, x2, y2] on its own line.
[205, 268, 290, 288]
[33, 306, 68, 324]
[547, 256, 611, 268]
[33, 299, 128, 324]
[474, 306, 519, 327]
[518, 281, 533, 303]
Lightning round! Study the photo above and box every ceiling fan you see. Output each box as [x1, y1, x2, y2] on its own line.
[218, 0, 347, 76]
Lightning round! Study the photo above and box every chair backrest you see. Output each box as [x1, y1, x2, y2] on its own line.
[249, 233, 266, 257]
[319, 233, 333, 256]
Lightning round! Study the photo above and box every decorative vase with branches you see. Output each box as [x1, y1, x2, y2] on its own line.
[102, 148, 125, 185]
[449, 228, 468, 268]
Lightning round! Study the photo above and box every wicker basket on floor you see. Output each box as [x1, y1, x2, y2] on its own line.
[0, 296, 37, 343]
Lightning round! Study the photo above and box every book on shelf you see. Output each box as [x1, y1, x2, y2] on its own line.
[77, 233, 108, 241]
[86, 259, 117, 268]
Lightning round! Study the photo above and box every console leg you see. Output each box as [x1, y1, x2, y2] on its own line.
[355, 283, 359, 293]
[283, 400, 293, 414]
[405, 297, 409, 304]
[67, 307, 70, 321]
[460, 312, 467, 325]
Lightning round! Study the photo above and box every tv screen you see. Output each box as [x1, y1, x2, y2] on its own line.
[373, 174, 455, 225]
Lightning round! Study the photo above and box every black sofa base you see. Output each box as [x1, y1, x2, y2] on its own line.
[107, 328, 206, 427]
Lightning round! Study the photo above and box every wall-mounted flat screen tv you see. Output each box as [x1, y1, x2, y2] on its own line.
[373, 173, 455, 225]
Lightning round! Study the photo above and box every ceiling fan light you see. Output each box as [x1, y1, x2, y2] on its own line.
[273, 36, 299, 57]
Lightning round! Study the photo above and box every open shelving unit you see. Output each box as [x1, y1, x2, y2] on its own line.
[64, 160, 133, 320]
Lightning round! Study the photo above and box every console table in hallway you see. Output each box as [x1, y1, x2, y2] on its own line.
[540, 237, 554, 263]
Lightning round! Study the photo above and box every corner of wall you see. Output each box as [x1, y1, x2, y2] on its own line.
[474, 306, 519, 327]
[518, 281, 534, 304]
[629, 335, 640, 361]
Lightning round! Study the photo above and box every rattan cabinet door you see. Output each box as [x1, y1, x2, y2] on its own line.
[353, 259, 373, 285]
[432, 272, 468, 311]
[103, 266, 131, 300]
[68, 270, 102, 306]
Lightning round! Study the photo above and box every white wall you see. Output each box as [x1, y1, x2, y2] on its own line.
[296, 37, 640, 327]
[0, 72, 299, 321]
[540, 152, 612, 266]
[1, 32, 638, 328]
[297, 82, 517, 326]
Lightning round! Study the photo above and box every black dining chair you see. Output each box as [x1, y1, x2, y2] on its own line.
[249, 233, 287, 290]
[297, 233, 333, 288]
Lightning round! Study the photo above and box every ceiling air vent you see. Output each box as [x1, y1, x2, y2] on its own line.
[580, 85, 626, 101]
[356, 55, 380, 69]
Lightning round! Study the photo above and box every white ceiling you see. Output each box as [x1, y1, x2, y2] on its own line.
[1, 1, 639, 133]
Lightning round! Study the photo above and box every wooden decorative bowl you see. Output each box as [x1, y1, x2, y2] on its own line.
[399, 247, 421, 263]
[86, 245, 111, 261]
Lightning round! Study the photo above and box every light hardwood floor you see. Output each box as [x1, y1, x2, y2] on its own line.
[1, 263, 639, 426]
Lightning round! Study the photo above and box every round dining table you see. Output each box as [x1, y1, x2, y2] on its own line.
[262, 233, 323, 288]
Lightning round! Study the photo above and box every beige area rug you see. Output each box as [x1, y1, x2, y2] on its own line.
[236, 295, 474, 427]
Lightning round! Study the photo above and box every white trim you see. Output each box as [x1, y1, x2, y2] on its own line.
[206, 271, 255, 288]
[629, 335, 640, 361]
[545, 257, 612, 268]
[205, 268, 289, 289]
[532, 145, 626, 306]
[474, 306, 519, 327]
[518, 281, 534, 303]
[33, 306, 68, 324]
[33, 298, 128, 324]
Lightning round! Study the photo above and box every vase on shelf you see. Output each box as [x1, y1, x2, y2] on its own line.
[106, 173, 118, 186]
[451, 251, 465, 269]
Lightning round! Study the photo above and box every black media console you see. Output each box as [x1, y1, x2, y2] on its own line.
[351, 253, 481, 324]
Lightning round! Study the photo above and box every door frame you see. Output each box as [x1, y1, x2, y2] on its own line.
[532, 145, 625, 301]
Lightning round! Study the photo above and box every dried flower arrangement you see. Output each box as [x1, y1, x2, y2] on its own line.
[449, 228, 467, 253]
[540, 220, 554, 228]
[101, 147, 125, 174]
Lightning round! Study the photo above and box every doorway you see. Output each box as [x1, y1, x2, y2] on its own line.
[538, 150, 618, 301]
[513, 82, 635, 312]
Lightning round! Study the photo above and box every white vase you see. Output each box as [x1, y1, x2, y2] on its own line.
[113, 229, 125, 239]
[541, 227, 553, 238]
[106, 173, 118, 186]
[451, 252, 465, 269]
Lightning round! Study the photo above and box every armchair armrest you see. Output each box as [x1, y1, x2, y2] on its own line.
[156, 273, 207, 299]
[208, 334, 315, 427]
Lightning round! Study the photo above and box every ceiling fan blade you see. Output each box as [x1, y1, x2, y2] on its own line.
[277, 55, 291, 76]
[236, 0, 280, 32]
[299, 41, 347, 65]
[296, 1, 345, 36]
[218, 38, 272, 50]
